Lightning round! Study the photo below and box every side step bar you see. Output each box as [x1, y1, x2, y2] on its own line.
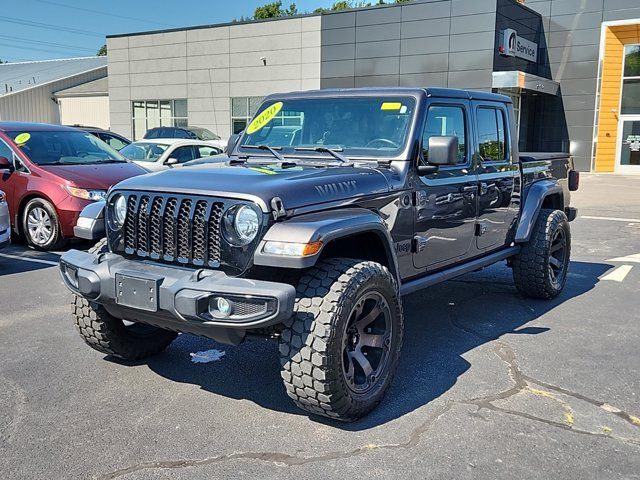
[400, 246, 520, 296]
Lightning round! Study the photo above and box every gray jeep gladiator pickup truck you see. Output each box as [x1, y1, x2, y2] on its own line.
[60, 87, 578, 421]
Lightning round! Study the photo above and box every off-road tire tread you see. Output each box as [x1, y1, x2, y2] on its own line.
[71, 238, 177, 360]
[279, 258, 403, 422]
[512, 208, 570, 299]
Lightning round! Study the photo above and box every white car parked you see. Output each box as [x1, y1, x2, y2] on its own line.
[0, 190, 10, 249]
[119, 139, 223, 172]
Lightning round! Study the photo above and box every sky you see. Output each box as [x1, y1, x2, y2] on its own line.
[0, 0, 337, 62]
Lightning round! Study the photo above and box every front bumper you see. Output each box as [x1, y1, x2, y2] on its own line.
[59, 249, 296, 344]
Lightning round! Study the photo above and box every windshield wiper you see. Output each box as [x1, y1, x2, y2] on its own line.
[241, 144, 285, 162]
[294, 146, 352, 165]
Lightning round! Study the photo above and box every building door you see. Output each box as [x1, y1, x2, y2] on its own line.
[616, 117, 640, 173]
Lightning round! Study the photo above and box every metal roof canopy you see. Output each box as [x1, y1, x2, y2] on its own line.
[54, 77, 108, 98]
[492, 71, 560, 96]
[0, 57, 107, 97]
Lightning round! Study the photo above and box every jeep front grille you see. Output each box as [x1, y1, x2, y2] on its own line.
[121, 193, 224, 267]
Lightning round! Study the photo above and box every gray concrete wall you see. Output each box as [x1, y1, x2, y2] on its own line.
[526, 0, 640, 171]
[320, 0, 497, 91]
[107, 16, 321, 139]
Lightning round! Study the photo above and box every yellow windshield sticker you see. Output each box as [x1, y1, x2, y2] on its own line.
[14, 132, 31, 145]
[246, 102, 283, 134]
[381, 102, 402, 111]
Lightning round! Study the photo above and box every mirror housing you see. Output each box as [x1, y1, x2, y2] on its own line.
[427, 136, 459, 166]
[0, 156, 13, 171]
[226, 133, 241, 154]
[164, 157, 178, 166]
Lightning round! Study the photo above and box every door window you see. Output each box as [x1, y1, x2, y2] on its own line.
[477, 107, 507, 161]
[197, 145, 221, 157]
[170, 146, 197, 163]
[0, 138, 14, 161]
[421, 105, 467, 165]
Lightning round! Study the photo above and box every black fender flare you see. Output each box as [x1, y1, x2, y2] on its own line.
[515, 179, 563, 243]
[253, 207, 400, 282]
[73, 201, 105, 240]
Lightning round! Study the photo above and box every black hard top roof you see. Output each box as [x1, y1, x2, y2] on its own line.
[263, 87, 511, 104]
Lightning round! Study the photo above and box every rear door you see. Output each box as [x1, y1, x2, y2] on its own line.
[413, 101, 478, 270]
[472, 101, 518, 251]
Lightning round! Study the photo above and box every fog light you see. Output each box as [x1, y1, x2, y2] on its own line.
[209, 296, 233, 318]
[61, 263, 79, 289]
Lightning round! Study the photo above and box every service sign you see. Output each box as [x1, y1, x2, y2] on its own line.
[502, 28, 538, 63]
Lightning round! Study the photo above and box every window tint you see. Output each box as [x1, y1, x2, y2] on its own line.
[477, 107, 507, 161]
[421, 105, 467, 164]
[170, 146, 197, 163]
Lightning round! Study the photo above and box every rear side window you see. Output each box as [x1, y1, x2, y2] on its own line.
[99, 133, 128, 150]
[422, 105, 467, 164]
[476, 107, 507, 161]
[144, 129, 159, 139]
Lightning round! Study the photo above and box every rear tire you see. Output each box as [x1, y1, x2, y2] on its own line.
[512, 208, 571, 299]
[22, 198, 66, 251]
[71, 239, 178, 360]
[279, 258, 403, 422]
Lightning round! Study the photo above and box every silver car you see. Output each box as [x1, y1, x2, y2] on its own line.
[0, 190, 10, 249]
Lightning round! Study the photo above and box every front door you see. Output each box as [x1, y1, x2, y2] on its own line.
[617, 117, 640, 173]
[413, 102, 478, 270]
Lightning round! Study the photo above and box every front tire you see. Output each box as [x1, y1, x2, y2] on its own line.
[22, 198, 66, 250]
[512, 208, 571, 299]
[71, 239, 178, 360]
[279, 259, 404, 422]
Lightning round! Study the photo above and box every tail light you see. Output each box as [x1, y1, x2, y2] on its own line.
[569, 170, 579, 191]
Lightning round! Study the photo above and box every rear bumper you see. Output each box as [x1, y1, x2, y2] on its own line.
[59, 249, 296, 344]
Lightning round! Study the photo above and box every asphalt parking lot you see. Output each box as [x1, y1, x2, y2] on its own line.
[1, 174, 639, 480]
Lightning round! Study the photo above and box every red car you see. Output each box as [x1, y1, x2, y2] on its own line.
[0, 122, 147, 250]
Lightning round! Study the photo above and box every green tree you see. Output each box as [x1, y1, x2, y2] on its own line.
[97, 44, 107, 56]
[254, 1, 298, 19]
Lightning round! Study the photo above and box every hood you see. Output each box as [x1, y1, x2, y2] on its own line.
[112, 160, 390, 211]
[39, 162, 147, 190]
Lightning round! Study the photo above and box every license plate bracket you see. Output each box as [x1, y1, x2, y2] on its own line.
[115, 273, 160, 312]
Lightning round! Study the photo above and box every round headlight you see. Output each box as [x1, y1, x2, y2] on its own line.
[112, 194, 127, 228]
[233, 205, 259, 244]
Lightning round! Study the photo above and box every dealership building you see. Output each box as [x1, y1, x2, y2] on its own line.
[106, 0, 640, 173]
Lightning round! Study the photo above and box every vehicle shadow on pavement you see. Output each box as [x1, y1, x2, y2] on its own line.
[118, 260, 612, 429]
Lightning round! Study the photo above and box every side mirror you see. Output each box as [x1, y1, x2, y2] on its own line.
[164, 157, 178, 166]
[0, 156, 13, 171]
[427, 136, 459, 166]
[226, 133, 241, 154]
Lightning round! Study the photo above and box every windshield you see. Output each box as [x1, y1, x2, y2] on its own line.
[120, 142, 170, 162]
[8, 130, 126, 165]
[191, 128, 220, 141]
[239, 96, 416, 158]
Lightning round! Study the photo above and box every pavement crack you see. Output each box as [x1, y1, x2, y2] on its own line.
[97, 402, 455, 479]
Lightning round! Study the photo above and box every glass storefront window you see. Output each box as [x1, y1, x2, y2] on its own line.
[231, 96, 264, 134]
[621, 45, 640, 115]
[131, 99, 188, 140]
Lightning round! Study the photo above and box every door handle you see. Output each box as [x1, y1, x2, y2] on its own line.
[462, 185, 477, 193]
